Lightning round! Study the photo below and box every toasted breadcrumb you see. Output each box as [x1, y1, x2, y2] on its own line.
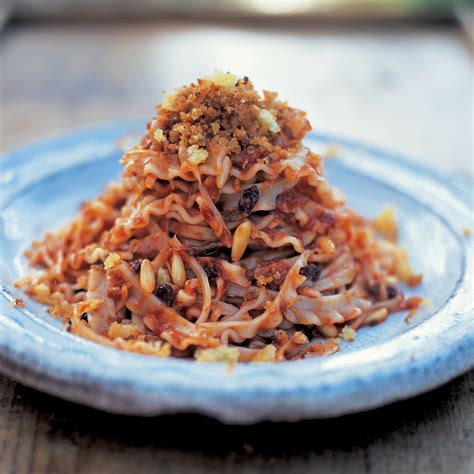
[114, 339, 172, 357]
[104, 252, 121, 270]
[12, 298, 26, 308]
[153, 129, 166, 142]
[259, 109, 280, 133]
[373, 205, 398, 242]
[33, 283, 51, 303]
[145, 73, 310, 168]
[324, 144, 339, 158]
[396, 257, 415, 283]
[407, 273, 423, 288]
[77, 298, 103, 315]
[203, 69, 239, 88]
[196, 345, 239, 363]
[404, 297, 431, 323]
[251, 344, 277, 362]
[187, 145, 209, 165]
[161, 89, 183, 111]
[342, 325, 356, 342]
[108, 322, 140, 340]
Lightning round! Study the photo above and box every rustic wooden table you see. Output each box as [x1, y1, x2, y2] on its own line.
[0, 372, 473, 473]
[0, 20, 472, 473]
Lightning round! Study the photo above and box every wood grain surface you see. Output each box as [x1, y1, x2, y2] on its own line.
[0, 372, 473, 474]
[0, 20, 472, 474]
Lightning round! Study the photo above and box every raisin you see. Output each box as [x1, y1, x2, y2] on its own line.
[187, 242, 225, 256]
[386, 286, 398, 299]
[299, 263, 323, 281]
[156, 284, 175, 306]
[80, 313, 89, 323]
[129, 259, 142, 274]
[367, 284, 381, 299]
[203, 264, 219, 279]
[238, 185, 259, 215]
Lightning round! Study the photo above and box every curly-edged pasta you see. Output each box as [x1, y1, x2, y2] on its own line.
[17, 71, 423, 362]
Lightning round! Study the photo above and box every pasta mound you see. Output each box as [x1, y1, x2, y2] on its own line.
[17, 72, 422, 362]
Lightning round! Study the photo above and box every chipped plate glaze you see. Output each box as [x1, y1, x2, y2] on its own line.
[0, 121, 472, 423]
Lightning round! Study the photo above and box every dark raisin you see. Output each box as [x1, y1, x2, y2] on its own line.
[80, 313, 89, 323]
[203, 264, 219, 279]
[156, 284, 175, 306]
[320, 212, 336, 226]
[66, 319, 72, 332]
[187, 242, 225, 256]
[299, 263, 323, 281]
[129, 259, 142, 274]
[367, 284, 381, 299]
[386, 286, 398, 299]
[238, 185, 259, 215]
[220, 208, 245, 222]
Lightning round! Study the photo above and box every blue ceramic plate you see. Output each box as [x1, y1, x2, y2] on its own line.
[0, 121, 472, 423]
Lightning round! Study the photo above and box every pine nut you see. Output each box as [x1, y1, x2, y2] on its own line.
[231, 220, 252, 262]
[171, 252, 186, 288]
[365, 308, 389, 325]
[318, 325, 338, 338]
[216, 156, 232, 189]
[316, 236, 336, 255]
[140, 259, 155, 293]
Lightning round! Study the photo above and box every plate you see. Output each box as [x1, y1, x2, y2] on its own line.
[0, 121, 472, 423]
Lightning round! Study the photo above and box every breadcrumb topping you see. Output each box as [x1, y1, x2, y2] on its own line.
[108, 322, 140, 340]
[187, 145, 209, 165]
[252, 344, 277, 362]
[153, 129, 166, 142]
[259, 109, 280, 133]
[196, 345, 240, 363]
[373, 205, 398, 242]
[13, 297, 26, 308]
[143, 72, 311, 170]
[202, 69, 239, 88]
[342, 326, 356, 342]
[33, 283, 50, 303]
[104, 252, 121, 270]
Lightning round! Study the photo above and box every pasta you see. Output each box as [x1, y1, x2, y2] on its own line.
[17, 71, 423, 362]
